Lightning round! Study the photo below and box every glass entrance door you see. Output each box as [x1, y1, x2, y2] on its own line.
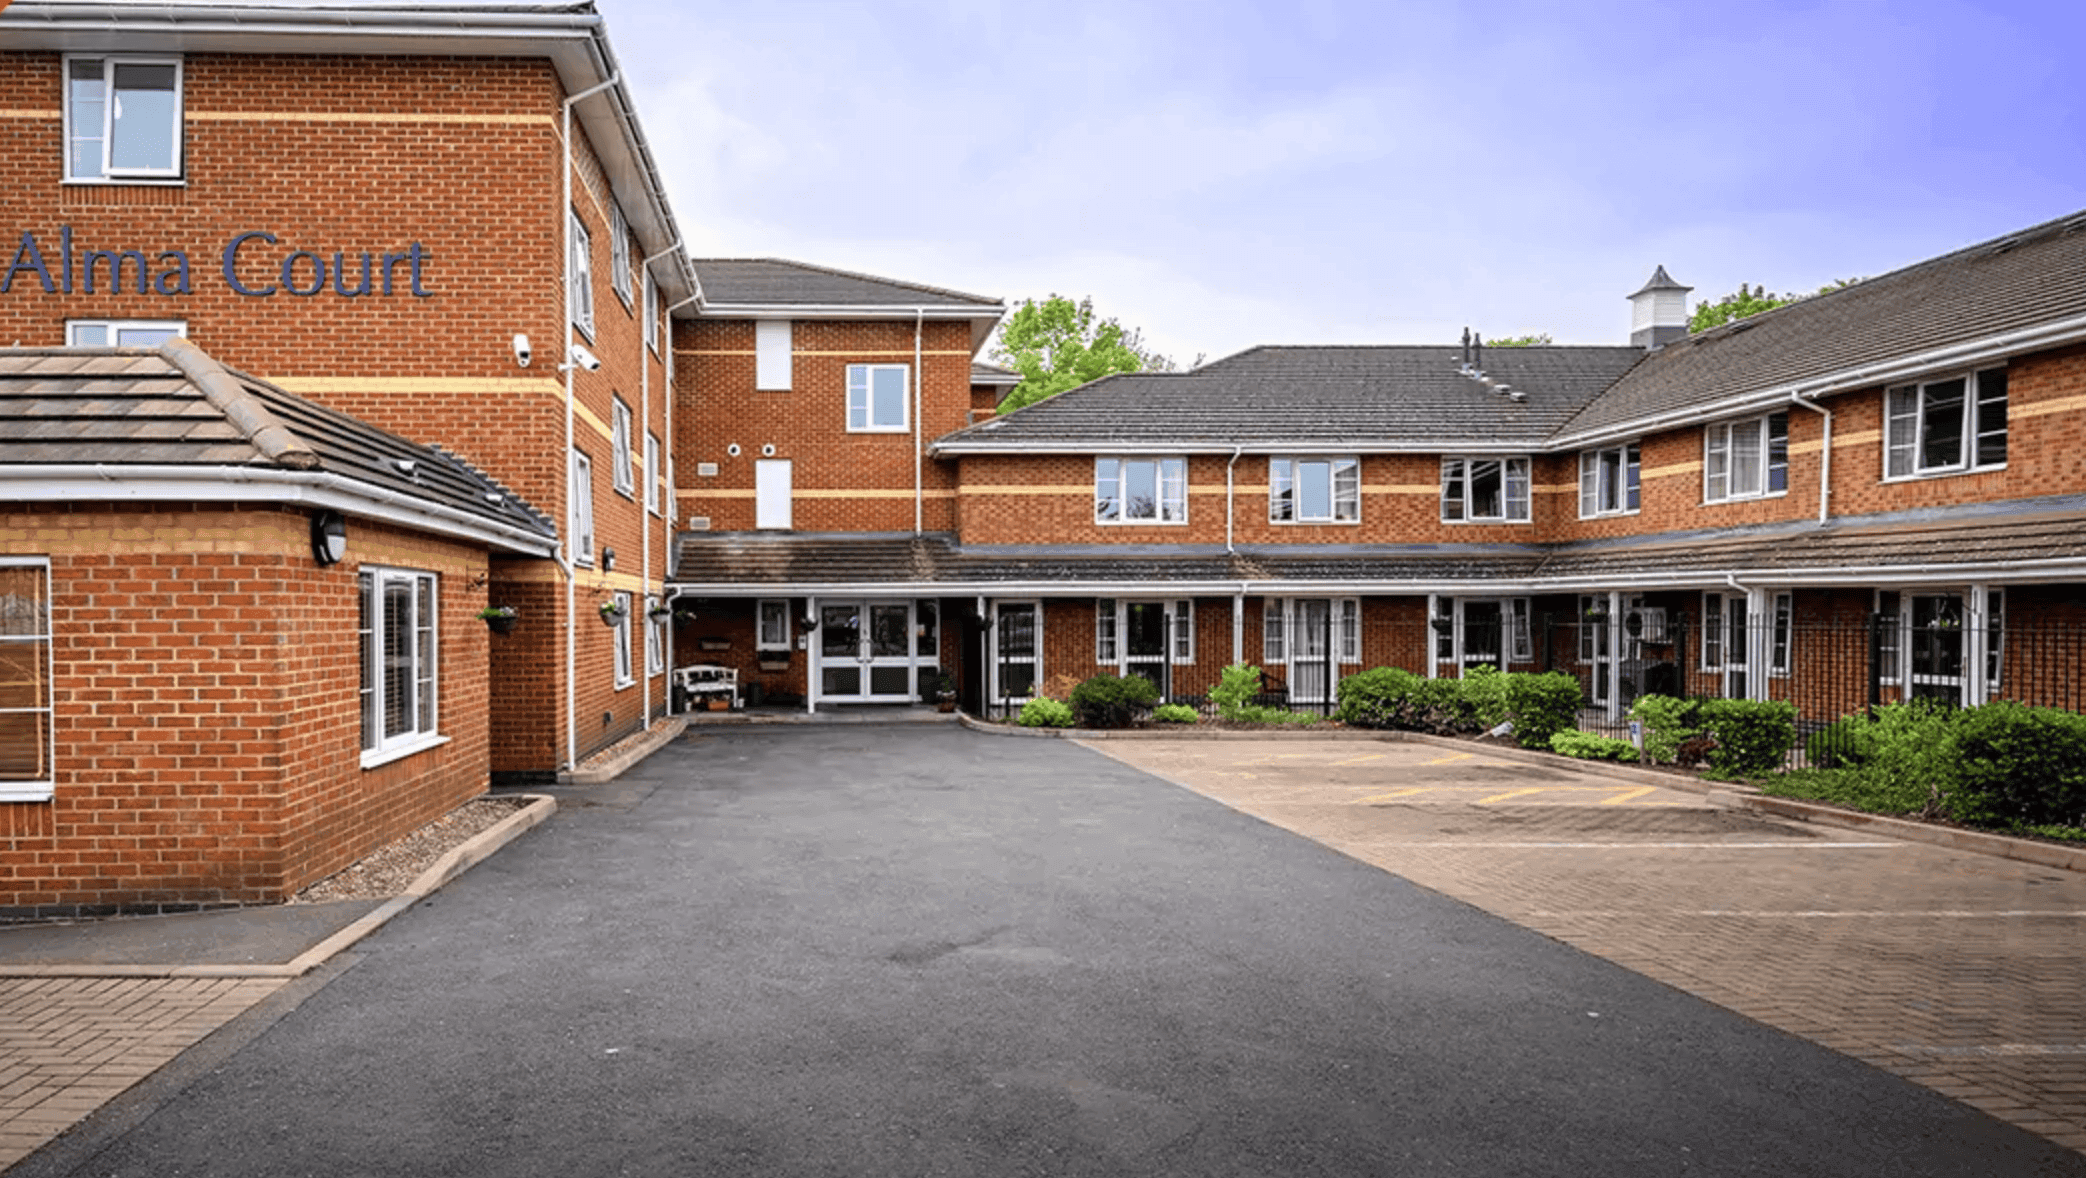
[819, 600, 927, 702]
[1291, 599, 1331, 703]
[1123, 602, 1169, 698]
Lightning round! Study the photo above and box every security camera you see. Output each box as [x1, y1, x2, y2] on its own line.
[567, 343, 602, 372]
[513, 333, 531, 368]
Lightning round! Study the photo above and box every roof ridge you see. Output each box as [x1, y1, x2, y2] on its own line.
[693, 257, 1002, 306]
[157, 338, 320, 470]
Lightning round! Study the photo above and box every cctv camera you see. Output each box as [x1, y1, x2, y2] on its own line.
[567, 343, 602, 372]
[512, 333, 531, 368]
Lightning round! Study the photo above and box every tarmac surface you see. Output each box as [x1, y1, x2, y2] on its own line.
[4, 725, 2085, 1175]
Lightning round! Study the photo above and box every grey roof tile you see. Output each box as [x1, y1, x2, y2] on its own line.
[694, 259, 1002, 310]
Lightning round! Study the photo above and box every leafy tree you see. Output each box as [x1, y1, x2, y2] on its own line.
[991, 295, 1176, 412]
[1486, 333, 1553, 347]
[1689, 278, 1861, 334]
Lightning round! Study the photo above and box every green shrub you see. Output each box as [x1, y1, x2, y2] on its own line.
[1459, 664, 1512, 729]
[1805, 715, 1876, 769]
[1067, 673, 1160, 728]
[1853, 700, 1962, 816]
[1549, 730, 1639, 761]
[1153, 703, 1199, 724]
[1017, 697, 1074, 728]
[1232, 705, 1320, 725]
[1502, 672, 1584, 749]
[1628, 695, 1703, 764]
[1410, 675, 1483, 733]
[1942, 701, 2086, 829]
[1209, 663, 1264, 721]
[1697, 698, 1798, 776]
[1334, 666, 1424, 728]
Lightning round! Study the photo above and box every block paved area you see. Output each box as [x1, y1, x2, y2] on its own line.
[1088, 737, 2086, 1155]
[0, 977, 284, 1170]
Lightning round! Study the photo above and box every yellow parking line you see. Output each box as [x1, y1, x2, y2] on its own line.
[1330, 754, 1387, 766]
[1601, 787, 1659, 806]
[1355, 787, 1430, 803]
[1426, 753, 1476, 766]
[1475, 787, 1550, 805]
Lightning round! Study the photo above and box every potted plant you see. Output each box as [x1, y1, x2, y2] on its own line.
[598, 598, 628, 627]
[648, 601, 676, 621]
[924, 671, 958, 713]
[478, 604, 519, 634]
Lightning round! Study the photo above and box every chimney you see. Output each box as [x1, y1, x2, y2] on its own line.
[1628, 265, 1691, 349]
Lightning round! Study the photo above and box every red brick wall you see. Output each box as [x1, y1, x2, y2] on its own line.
[0, 505, 494, 911]
[673, 318, 974, 533]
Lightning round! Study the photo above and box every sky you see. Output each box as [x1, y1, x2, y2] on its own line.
[599, 0, 2086, 367]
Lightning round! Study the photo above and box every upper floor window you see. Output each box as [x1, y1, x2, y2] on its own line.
[1578, 442, 1640, 518]
[643, 272, 661, 355]
[1096, 457, 1186, 524]
[644, 431, 662, 514]
[569, 448, 595, 566]
[67, 319, 184, 348]
[1886, 368, 2006, 479]
[568, 209, 594, 338]
[1270, 457, 1359, 523]
[757, 321, 793, 391]
[846, 363, 907, 431]
[66, 56, 182, 182]
[611, 398, 634, 497]
[1704, 411, 1787, 503]
[1440, 457, 1530, 523]
[610, 201, 633, 307]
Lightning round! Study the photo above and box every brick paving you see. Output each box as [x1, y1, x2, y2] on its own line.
[1090, 737, 2086, 1155]
[0, 977, 283, 1170]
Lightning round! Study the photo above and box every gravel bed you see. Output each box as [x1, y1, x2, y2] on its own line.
[292, 795, 530, 904]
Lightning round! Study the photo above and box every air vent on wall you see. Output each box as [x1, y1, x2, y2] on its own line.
[696, 462, 719, 477]
[689, 516, 712, 531]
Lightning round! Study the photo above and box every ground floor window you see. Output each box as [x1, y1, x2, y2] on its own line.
[1265, 597, 1360, 702]
[757, 598, 791, 651]
[1435, 596, 1530, 669]
[613, 591, 634, 688]
[646, 595, 666, 677]
[1877, 588, 2003, 705]
[360, 567, 438, 762]
[0, 560, 51, 801]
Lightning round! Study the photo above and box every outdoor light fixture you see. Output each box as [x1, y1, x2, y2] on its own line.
[602, 546, 617, 571]
[310, 510, 348, 566]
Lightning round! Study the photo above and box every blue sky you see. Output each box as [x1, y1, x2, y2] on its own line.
[603, 0, 2086, 366]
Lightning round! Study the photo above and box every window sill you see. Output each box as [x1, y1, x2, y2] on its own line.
[1271, 518, 1362, 526]
[846, 425, 910, 434]
[0, 781, 54, 803]
[1701, 489, 1789, 506]
[615, 678, 636, 692]
[362, 733, 451, 771]
[1440, 518, 1534, 526]
[1096, 519, 1190, 527]
[1577, 509, 1641, 521]
[1882, 463, 2006, 484]
[62, 177, 186, 187]
[613, 485, 635, 500]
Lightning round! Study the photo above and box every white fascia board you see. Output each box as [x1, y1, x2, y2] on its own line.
[1551, 312, 2086, 451]
[0, 465, 558, 557]
[697, 303, 1002, 321]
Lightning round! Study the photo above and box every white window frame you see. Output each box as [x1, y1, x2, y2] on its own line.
[66, 319, 185, 348]
[1877, 587, 2004, 704]
[757, 320, 794, 391]
[1703, 412, 1788, 503]
[1172, 598, 1196, 665]
[1432, 596, 1532, 667]
[1885, 368, 2008, 480]
[1578, 442, 1641, 518]
[757, 599, 792, 652]
[0, 559, 53, 803]
[359, 566, 443, 767]
[611, 398, 634, 497]
[1265, 598, 1363, 666]
[846, 363, 908, 431]
[613, 591, 634, 689]
[992, 600, 1042, 703]
[569, 448, 595, 566]
[1269, 456, 1359, 524]
[643, 270, 660, 355]
[1094, 457, 1188, 525]
[1095, 598, 1117, 664]
[644, 431, 662, 514]
[610, 201, 633, 307]
[568, 208, 594, 339]
[1439, 457, 1531, 523]
[64, 55, 184, 183]
[1770, 591, 1793, 678]
[646, 595, 666, 678]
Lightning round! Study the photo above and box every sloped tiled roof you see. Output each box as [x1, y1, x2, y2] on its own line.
[970, 361, 1022, 386]
[935, 345, 1647, 451]
[0, 343, 556, 550]
[1558, 209, 2086, 441]
[693, 259, 1002, 310]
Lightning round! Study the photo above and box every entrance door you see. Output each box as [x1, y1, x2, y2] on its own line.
[1291, 599, 1332, 703]
[1123, 602, 1169, 698]
[755, 459, 792, 529]
[818, 600, 923, 702]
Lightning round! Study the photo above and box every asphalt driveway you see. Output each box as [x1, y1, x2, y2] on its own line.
[21, 726, 2084, 1177]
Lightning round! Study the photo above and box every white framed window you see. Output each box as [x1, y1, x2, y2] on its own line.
[757, 599, 791, 651]
[1876, 588, 2004, 705]
[646, 596, 666, 677]
[568, 208, 594, 338]
[1263, 601, 1285, 663]
[1172, 599, 1195, 665]
[65, 56, 183, 182]
[613, 591, 634, 688]
[610, 201, 633, 307]
[993, 601, 1041, 701]
[1704, 412, 1788, 503]
[1701, 591, 1751, 697]
[757, 321, 793, 391]
[1578, 442, 1640, 518]
[1095, 598, 1117, 663]
[1886, 368, 2007, 479]
[1440, 457, 1530, 523]
[644, 431, 662, 514]
[846, 363, 907, 430]
[643, 270, 662, 355]
[0, 560, 53, 803]
[1095, 457, 1187, 524]
[1433, 597, 1531, 666]
[569, 448, 595, 566]
[611, 398, 634, 497]
[1264, 598, 1362, 665]
[359, 567, 440, 765]
[67, 319, 184, 348]
[1269, 457, 1359, 523]
[1770, 592, 1793, 678]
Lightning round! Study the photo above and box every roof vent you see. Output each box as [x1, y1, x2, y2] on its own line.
[1628, 265, 1692, 350]
[393, 458, 418, 478]
[484, 492, 504, 506]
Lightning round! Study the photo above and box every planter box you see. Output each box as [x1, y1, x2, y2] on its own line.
[698, 638, 731, 652]
[705, 697, 730, 711]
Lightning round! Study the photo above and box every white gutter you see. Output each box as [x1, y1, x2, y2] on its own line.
[1224, 445, 1244, 553]
[697, 303, 999, 320]
[639, 243, 679, 729]
[0, 466, 556, 555]
[914, 307, 925, 536]
[934, 439, 1537, 458]
[1787, 390, 1832, 525]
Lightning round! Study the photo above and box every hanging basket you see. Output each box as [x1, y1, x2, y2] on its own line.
[598, 602, 627, 627]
